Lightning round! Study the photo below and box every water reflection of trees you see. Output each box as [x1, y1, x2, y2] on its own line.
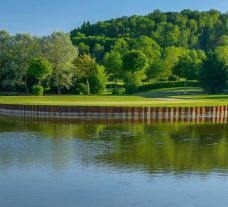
[1, 116, 228, 174]
[97, 124, 228, 174]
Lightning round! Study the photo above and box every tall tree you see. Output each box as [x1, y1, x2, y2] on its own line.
[73, 54, 106, 95]
[43, 32, 78, 94]
[146, 59, 165, 80]
[163, 47, 188, 79]
[9, 33, 38, 93]
[122, 50, 148, 93]
[173, 55, 200, 94]
[0, 30, 11, 89]
[104, 51, 123, 91]
[122, 50, 148, 73]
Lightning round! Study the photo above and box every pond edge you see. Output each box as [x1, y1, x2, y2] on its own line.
[0, 104, 228, 122]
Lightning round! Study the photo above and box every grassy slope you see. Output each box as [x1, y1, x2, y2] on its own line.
[0, 87, 227, 107]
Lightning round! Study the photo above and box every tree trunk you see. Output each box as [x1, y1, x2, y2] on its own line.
[24, 75, 29, 94]
[57, 85, 61, 95]
[86, 78, 90, 95]
[114, 77, 117, 90]
[184, 79, 188, 95]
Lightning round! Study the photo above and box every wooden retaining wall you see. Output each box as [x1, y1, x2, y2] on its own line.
[0, 104, 228, 122]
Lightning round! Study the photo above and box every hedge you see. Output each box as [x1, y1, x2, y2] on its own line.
[137, 80, 199, 92]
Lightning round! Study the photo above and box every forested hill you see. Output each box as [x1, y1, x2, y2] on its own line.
[70, 9, 228, 54]
[1, 10, 228, 95]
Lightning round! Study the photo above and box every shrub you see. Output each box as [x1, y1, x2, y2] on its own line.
[125, 84, 137, 94]
[168, 75, 178, 81]
[79, 83, 89, 94]
[112, 88, 120, 95]
[32, 85, 44, 96]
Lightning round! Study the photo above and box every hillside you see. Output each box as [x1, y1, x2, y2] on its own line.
[71, 9, 228, 57]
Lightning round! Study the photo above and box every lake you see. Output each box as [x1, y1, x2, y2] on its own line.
[1, 116, 228, 207]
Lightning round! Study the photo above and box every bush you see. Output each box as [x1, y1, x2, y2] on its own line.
[78, 83, 88, 94]
[112, 88, 120, 95]
[32, 85, 44, 96]
[125, 84, 137, 94]
[168, 75, 178, 81]
[123, 71, 143, 94]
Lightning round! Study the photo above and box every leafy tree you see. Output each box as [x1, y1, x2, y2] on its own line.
[73, 54, 96, 95]
[28, 57, 52, 86]
[199, 53, 227, 94]
[7, 33, 39, 93]
[123, 71, 145, 94]
[89, 65, 107, 94]
[217, 35, 228, 46]
[214, 46, 228, 66]
[146, 59, 165, 80]
[112, 38, 129, 53]
[104, 51, 123, 91]
[92, 43, 104, 62]
[73, 54, 106, 95]
[0, 30, 12, 89]
[122, 50, 148, 93]
[132, 36, 161, 61]
[173, 55, 200, 94]
[151, 22, 180, 47]
[43, 32, 78, 94]
[122, 50, 148, 73]
[163, 47, 188, 79]
[77, 42, 90, 55]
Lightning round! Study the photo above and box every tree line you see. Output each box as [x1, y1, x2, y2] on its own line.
[1, 10, 228, 95]
[0, 31, 107, 95]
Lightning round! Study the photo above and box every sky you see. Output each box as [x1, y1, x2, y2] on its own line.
[0, 0, 228, 36]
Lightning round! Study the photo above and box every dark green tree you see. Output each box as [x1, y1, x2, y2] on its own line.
[92, 43, 104, 63]
[77, 42, 90, 55]
[199, 53, 227, 94]
[122, 50, 148, 73]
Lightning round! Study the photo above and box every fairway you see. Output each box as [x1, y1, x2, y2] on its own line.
[0, 88, 228, 107]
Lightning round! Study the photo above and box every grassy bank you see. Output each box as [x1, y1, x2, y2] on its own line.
[0, 87, 228, 107]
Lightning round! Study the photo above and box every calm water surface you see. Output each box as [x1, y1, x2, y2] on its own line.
[1, 116, 228, 207]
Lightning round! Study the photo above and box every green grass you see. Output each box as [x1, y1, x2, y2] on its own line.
[0, 87, 228, 107]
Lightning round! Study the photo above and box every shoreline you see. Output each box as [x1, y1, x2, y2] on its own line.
[1, 104, 228, 122]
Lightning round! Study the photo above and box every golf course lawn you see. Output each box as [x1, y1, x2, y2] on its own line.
[0, 87, 228, 107]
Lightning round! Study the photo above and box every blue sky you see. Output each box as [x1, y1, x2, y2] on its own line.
[0, 0, 228, 36]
